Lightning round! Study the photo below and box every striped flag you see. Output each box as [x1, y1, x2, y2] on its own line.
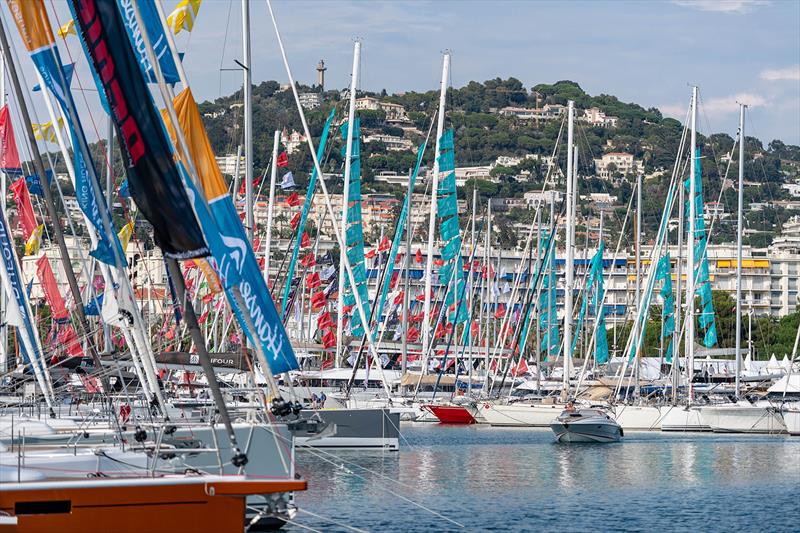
[167, 0, 203, 34]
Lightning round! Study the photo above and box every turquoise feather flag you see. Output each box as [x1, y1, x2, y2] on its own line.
[685, 149, 718, 348]
[436, 129, 467, 325]
[340, 118, 371, 337]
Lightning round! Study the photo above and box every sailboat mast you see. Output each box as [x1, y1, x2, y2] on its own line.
[482, 201, 491, 391]
[735, 103, 746, 398]
[423, 52, 450, 357]
[264, 130, 280, 284]
[563, 100, 575, 397]
[686, 86, 698, 402]
[242, 0, 254, 244]
[673, 151, 685, 404]
[402, 168, 413, 379]
[635, 171, 642, 397]
[468, 188, 477, 396]
[336, 40, 361, 368]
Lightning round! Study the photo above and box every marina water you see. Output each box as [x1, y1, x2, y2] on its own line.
[293, 425, 800, 532]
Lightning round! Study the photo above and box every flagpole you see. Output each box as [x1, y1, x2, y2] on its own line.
[337, 40, 361, 369]
[264, 130, 280, 285]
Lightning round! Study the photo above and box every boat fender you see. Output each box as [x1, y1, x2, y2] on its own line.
[619, 428, 624, 437]
[134, 426, 147, 443]
[164, 425, 177, 436]
[292, 401, 303, 416]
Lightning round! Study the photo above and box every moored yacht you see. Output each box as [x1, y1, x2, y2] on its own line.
[549, 407, 623, 443]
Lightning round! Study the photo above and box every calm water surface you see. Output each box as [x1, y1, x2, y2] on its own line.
[290, 424, 800, 532]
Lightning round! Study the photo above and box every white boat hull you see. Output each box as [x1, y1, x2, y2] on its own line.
[700, 404, 787, 434]
[611, 405, 665, 431]
[784, 408, 800, 436]
[660, 405, 711, 432]
[550, 412, 623, 443]
[478, 402, 563, 427]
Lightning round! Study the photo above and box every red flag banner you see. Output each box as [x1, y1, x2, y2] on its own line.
[300, 232, 311, 248]
[286, 192, 300, 207]
[9, 178, 38, 240]
[378, 236, 390, 252]
[301, 252, 316, 268]
[290, 212, 301, 229]
[322, 328, 336, 349]
[36, 254, 68, 321]
[415, 249, 423, 263]
[310, 291, 326, 311]
[0, 105, 21, 172]
[317, 310, 333, 329]
[276, 151, 289, 168]
[57, 325, 84, 358]
[306, 272, 321, 289]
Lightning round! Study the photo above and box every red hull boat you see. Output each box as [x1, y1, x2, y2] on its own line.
[425, 404, 476, 424]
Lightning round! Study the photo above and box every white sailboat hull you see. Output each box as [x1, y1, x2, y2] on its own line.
[478, 402, 564, 427]
[660, 405, 711, 432]
[611, 405, 665, 431]
[700, 403, 787, 434]
[784, 408, 800, 436]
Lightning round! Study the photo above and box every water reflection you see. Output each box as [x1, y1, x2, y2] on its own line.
[293, 426, 800, 532]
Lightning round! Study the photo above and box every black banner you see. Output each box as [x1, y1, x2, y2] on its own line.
[156, 351, 250, 372]
[69, 0, 208, 259]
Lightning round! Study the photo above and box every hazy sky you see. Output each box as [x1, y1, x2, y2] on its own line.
[5, 0, 800, 145]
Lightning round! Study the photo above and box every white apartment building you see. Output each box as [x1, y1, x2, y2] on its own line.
[524, 189, 563, 208]
[355, 97, 409, 122]
[497, 104, 565, 121]
[593, 152, 644, 180]
[373, 170, 426, 188]
[363, 133, 413, 152]
[298, 92, 321, 109]
[453, 165, 495, 186]
[580, 107, 619, 128]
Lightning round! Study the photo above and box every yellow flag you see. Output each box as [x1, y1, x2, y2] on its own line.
[32, 118, 64, 144]
[118, 222, 134, 252]
[167, 0, 202, 34]
[25, 224, 44, 256]
[57, 19, 76, 38]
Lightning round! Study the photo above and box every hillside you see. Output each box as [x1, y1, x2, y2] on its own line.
[197, 79, 800, 248]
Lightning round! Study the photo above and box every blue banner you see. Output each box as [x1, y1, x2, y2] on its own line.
[30, 44, 124, 266]
[117, 0, 182, 84]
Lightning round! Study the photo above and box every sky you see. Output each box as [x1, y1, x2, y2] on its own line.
[4, 0, 800, 145]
